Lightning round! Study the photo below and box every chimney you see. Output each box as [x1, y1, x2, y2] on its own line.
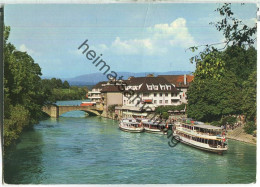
[184, 74, 187, 85]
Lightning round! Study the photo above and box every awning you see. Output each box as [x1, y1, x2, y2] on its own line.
[143, 99, 153, 103]
[194, 124, 223, 130]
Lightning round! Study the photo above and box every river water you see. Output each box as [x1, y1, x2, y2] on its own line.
[4, 101, 256, 184]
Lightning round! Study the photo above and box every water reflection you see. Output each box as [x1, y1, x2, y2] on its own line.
[4, 130, 45, 184]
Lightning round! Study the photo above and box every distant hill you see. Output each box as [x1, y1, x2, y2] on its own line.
[65, 71, 192, 86]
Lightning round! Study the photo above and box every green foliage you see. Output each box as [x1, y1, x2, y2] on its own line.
[63, 80, 70, 89]
[187, 72, 242, 122]
[186, 4, 256, 133]
[108, 104, 118, 112]
[41, 79, 87, 102]
[243, 121, 256, 135]
[4, 105, 30, 147]
[242, 70, 256, 121]
[155, 104, 186, 114]
[210, 121, 221, 127]
[221, 116, 237, 125]
[211, 116, 237, 127]
[162, 112, 169, 120]
[4, 26, 48, 147]
[213, 3, 256, 47]
[189, 3, 256, 65]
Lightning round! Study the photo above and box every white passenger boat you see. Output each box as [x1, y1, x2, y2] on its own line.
[142, 121, 172, 134]
[119, 118, 144, 133]
[172, 119, 228, 154]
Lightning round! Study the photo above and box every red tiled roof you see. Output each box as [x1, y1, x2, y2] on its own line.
[157, 75, 194, 88]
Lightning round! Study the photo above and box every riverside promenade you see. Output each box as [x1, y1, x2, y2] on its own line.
[226, 125, 256, 145]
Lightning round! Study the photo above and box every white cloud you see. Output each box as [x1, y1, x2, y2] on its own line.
[19, 44, 38, 55]
[107, 18, 195, 55]
[111, 37, 163, 55]
[92, 44, 109, 53]
[153, 18, 196, 48]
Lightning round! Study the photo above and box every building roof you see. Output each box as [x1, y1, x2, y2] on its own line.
[126, 76, 170, 86]
[100, 85, 122, 92]
[93, 81, 107, 89]
[123, 77, 180, 94]
[158, 75, 194, 88]
[96, 76, 180, 93]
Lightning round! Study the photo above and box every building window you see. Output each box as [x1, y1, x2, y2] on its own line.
[165, 100, 168, 104]
[160, 93, 163, 97]
[154, 100, 157, 104]
[165, 93, 168, 97]
[154, 86, 158, 90]
[159, 100, 162, 104]
[143, 93, 149, 97]
[124, 100, 126, 104]
[180, 95, 182, 98]
[154, 93, 157, 97]
[171, 93, 174, 97]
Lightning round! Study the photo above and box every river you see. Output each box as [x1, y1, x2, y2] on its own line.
[4, 100, 256, 184]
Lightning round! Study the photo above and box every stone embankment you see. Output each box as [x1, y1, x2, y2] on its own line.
[226, 125, 256, 145]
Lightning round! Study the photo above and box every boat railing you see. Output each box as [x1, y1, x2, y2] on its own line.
[177, 127, 224, 140]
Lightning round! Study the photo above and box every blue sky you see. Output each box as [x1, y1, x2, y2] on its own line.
[5, 3, 257, 78]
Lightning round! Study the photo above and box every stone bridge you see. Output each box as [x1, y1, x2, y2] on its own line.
[42, 105, 103, 118]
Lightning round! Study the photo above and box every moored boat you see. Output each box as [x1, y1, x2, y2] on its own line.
[172, 119, 228, 154]
[142, 121, 172, 134]
[119, 118, 144, 133]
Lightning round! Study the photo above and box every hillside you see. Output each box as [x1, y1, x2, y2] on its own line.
[65, 71, 192, 85]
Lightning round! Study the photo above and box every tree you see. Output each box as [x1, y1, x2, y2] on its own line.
[63, 80, 70, 89]
[189, 3, 256, 65]
[242, 70, 256, 122]
[162, 112, 169, 120]
[4, 26, 48, 147]
[187, 4, 256, 127]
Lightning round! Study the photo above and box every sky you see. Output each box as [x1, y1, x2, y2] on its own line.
[4, 3, 257, 78]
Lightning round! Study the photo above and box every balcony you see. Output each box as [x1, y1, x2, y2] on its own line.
[88, 95, 101, 99]
[88, 90, 101, 94]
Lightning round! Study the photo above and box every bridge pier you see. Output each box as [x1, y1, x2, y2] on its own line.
[42, 105, 59, 118]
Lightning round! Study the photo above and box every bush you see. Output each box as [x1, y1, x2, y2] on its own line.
[211, 121, 221, 126]
[243, 121, 256, 135]
[155, 104, 186, 114]
[221, 116, 237, 126]
[162, 112, 169, 120]
[108, 104, 118, 112]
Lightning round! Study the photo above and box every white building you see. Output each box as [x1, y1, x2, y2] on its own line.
[158, 74, 194, 104]
[122, 76, 182, 108]
[87, 81, 106, 104]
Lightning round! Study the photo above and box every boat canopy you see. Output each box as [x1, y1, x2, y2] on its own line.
[122, 121, 140, 125]
[142, 121, 172, 126]
[194, 124, 223, 130]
